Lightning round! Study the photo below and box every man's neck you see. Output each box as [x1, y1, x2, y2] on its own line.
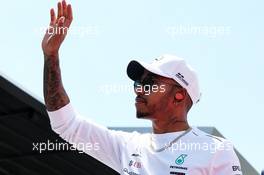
[152, 120, 190, 134]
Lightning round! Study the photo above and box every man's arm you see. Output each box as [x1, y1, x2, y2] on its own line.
[43, 54, 69, 111]
[41, 2, 134, 173]
[42, 0, 72, 111]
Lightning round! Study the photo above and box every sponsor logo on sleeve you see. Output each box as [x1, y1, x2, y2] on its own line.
[123, 168, 140, 175]
[131, 153, 141, 157]
[129, 160, 142, 169]
[232, 165, 241, 172]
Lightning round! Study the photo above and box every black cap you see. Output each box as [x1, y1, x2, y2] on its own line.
[126, 60, 145, 81]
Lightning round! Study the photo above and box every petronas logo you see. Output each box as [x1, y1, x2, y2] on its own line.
[175, 154, 188, 165]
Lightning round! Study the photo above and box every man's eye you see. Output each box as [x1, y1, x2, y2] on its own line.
[144, 85, 150, 91]
[134, 81, 141, 88]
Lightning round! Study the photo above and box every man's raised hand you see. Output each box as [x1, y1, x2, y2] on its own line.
[42, 0, 73, 57]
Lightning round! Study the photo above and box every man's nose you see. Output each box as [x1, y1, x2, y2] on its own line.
[134, 85, 145, 96]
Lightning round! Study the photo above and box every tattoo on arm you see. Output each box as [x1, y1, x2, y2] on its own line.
[44, 54, 70, 111]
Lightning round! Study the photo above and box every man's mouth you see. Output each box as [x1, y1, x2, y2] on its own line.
[135, 96, 147, 103]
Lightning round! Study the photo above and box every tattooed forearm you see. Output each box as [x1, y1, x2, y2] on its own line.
[43, 54, 70, 111]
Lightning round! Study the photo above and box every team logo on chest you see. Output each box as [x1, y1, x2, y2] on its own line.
[175, 154, 188, 165]
[169, 154, 188, 174]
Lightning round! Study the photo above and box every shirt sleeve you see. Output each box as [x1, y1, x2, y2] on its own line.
[210, 140, 243, 175]
[47, 103, 136, 173]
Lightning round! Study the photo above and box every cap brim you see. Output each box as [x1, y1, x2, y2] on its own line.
[127, 60, 145, 81]
[127, 60, 170, 81]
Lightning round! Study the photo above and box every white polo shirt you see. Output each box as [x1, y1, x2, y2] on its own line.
[47, 103, 242, 175]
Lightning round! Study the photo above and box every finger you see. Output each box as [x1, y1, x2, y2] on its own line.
[62, 0, 67, 18]
[57, 2, 63, 20]
[64, 4, 73, 28]
[50, 8, 56, 25]
[67, 4, 73, 20]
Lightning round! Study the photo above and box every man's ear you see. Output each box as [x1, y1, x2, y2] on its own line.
[175, 93, 184, 100]
[174, 89, 187, 102]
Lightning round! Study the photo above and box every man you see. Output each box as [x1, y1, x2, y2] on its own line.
[42, 1, 242, 174]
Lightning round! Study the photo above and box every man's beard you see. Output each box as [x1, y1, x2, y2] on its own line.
[136, 111, 150, 118]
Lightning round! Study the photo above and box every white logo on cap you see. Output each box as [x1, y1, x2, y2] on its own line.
[175, 73, 189, 86]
